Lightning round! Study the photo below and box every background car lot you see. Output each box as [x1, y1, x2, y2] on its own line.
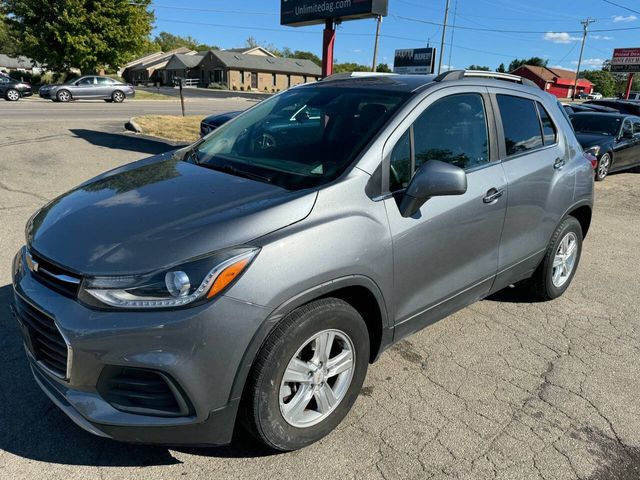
[1, 99, 640, 479]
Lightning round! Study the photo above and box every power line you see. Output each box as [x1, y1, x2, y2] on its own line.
[601, 0, 640, 16]
[391, 14, 640, 33]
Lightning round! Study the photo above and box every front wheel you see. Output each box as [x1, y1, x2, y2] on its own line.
[5, 88, 20, 101]
[595, 153, 611, 181]
[111, 90, 125, 103]
[525, 216, 583, 301]
[56, 89, 71, 102]
[242, 298, 369, 451]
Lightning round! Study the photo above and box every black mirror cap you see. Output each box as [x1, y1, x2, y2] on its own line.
[399, 160, 468, 218]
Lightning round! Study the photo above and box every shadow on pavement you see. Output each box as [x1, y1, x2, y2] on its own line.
[0, 283, 275, 466]
[485, 284, 540, 303]
[70, 129, 182, 155]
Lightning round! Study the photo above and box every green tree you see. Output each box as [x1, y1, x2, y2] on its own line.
[508, 57, 547, 72]
[281, 49, 322, 66]
[333, 62, 371, 73]
[0, 15, 20, 55]
[467, 64, 491, 71]
[152, 32, 217, 52]
[581, 69, 616, 97]
[376, 63, 392, 73]
[496, 63, 506, 73]
[3, 0, 154, 73]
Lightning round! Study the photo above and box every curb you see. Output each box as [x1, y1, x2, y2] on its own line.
[124, 117, 142, 133]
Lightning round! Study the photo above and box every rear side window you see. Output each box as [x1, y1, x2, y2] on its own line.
[497, 95, 543, 155]
[537, 102, 557, 145]
[97, 77, 116, 85]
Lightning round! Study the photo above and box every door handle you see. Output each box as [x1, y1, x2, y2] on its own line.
[483, 188, 504, 203]
[554, 157, 566, 170]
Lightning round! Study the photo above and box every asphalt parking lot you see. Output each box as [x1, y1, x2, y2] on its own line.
[1, 98, 640, 480]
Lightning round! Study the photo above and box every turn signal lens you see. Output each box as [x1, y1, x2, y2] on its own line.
[207, 258, 251, 298]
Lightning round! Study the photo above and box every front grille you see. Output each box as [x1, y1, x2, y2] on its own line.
[28, 250, 81, 298]
[97, 367, 192, 417]
[14, 295, 69, 378]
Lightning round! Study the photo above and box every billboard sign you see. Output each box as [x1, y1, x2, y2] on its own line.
[610, 48, 640, 73]
[393, 48, 436, 74]
[281, 0, 388, 27]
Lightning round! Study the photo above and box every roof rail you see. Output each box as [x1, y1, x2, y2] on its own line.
[321, 71, 398, 81]
[435, 69, 539, 89]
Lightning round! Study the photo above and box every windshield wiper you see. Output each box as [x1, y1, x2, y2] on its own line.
[200, 163, 272, 183]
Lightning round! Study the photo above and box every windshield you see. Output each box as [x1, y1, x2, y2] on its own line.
[191, 86, 410, 190]
[570, 115, 622, 136]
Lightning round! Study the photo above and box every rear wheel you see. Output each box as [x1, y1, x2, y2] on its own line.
[56, 89, 71, 102]
[525, 216, 583, 301]
[595, 153, 611, 181]
[242, 298, 369, 451]
[5, 88, 20, 101]
[111, 90, 125, 103]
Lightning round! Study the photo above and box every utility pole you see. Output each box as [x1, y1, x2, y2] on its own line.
[372, 16, 382, 72]
[572, 18, 596, 100]
[437, 0, 451, 75]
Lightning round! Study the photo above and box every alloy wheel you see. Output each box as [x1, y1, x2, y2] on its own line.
[58, 91, 70, 102]
[6, 89, 19, 101]
[552, 232, 578, 287]
[598, 154, 610, 179]
[113, 91, 124, 103]
[279, 329, 355, 428]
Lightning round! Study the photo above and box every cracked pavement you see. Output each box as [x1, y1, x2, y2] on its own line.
[1, 100, 640, 480]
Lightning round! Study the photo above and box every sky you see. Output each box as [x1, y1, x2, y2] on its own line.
[150, 0, 640, 71]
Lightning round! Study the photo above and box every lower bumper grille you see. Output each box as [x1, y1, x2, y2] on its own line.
[97, 367, 192, 417]
[13, 295, 69, 378]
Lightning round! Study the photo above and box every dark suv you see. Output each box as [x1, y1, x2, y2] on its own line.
[0, 74, 32, 101]
[12, 71, 593, 451]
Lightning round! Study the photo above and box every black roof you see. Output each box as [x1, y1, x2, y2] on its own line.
[302, 74, 438, 93]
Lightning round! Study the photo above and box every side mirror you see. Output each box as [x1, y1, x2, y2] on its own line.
[399, 160, 468, 218]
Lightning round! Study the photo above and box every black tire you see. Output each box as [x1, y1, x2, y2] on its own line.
[242, 298, 369, 451]
[56, 89, 71, 102]
[111, 90, 125, 103]
[595, 152, 611, 181]
[525, 216, 583, 301]
[5, 88, 20, 101]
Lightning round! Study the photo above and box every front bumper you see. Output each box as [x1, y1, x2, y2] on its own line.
[12, 256, 272, 445]
[39, 90, 51, 99]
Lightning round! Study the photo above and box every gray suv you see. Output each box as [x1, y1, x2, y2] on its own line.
[11, 71, 593, 451]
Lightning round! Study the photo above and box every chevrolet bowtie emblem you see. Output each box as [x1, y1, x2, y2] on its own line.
[26, 251, 39, 273]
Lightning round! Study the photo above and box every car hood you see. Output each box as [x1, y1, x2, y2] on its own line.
[574, 132, 614, 149]
[27, 154, 317, 275]
[203, 111, 242, 125]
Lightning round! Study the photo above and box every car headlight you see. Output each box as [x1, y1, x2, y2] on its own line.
[79, 247, 259, 310]
[584, 145, 601, 157]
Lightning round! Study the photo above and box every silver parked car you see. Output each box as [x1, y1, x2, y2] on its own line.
[12, 71, 593, 451]
[39, 75, 135, 103]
